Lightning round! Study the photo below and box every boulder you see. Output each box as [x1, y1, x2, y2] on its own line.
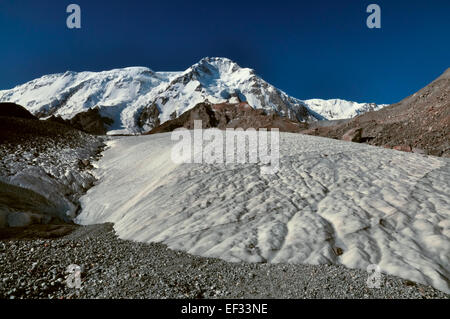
[46, 108, 113, 135]
[342, 128, 363, 142]
[393, 145, 412, 153]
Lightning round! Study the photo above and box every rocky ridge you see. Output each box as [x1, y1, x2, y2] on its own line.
[0, 108, 105, 228]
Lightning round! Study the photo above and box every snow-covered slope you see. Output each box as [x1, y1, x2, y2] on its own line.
[303, 99, 387, 120]
[0, 57, 386, 134]
[0, 67, 178, 134]
[76, 132, 450, 293]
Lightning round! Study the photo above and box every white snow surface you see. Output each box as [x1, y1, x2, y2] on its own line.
[76, 132, 450, 293]
[0, 58, 385, 134]
[303, 98, 387, 120]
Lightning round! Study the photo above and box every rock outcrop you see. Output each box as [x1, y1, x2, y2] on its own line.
[0, 102, 37, 120]
[302, 68, 450, 157]
[146, 101, 306, 134]
[47, 108, 113, 135]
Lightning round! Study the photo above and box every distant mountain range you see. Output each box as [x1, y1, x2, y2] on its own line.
[0, 57, 386, 134]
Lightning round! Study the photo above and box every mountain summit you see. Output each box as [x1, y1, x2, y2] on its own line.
[0, 58, 385, 134]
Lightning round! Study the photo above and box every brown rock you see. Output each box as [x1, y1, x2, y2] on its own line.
[342, 128, 362, 142]
[334, 247, 344, 256]
[299, 68, 450, 158]
[145, 102, 306, 134]
[46, 108, 113, 135]
[393, 145, 412, 152]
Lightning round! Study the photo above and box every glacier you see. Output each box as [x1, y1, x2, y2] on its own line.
[76, 132, 450, 293]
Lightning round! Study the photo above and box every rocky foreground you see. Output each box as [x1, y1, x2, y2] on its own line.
[1, 103, 448, 299]
[0, 223, 448, 299]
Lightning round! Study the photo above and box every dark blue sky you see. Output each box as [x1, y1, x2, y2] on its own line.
[0, 0, 449, 104]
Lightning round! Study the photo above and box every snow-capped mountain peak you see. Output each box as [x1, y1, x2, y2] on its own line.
[303, 98, 386, 120]
[0, 57, 386, 134]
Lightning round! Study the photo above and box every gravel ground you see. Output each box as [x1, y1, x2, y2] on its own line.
[1, 223, 448, 299]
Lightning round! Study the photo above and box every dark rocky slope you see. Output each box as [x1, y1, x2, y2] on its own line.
[302, 68, 450, 157]
[0, 102, 37, 120]
[146, 101, 307, 135]
[0, 108, 105, 232]
[46, 108, 114, 135]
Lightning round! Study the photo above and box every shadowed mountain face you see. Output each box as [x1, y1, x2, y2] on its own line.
[0, 102, 37, 120]
[303, 68, 450, 157]
[146, 102, 307, 134]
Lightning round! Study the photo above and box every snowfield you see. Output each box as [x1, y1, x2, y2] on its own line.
[76, 132, 450, 293]
[303, 98, 386, 120]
